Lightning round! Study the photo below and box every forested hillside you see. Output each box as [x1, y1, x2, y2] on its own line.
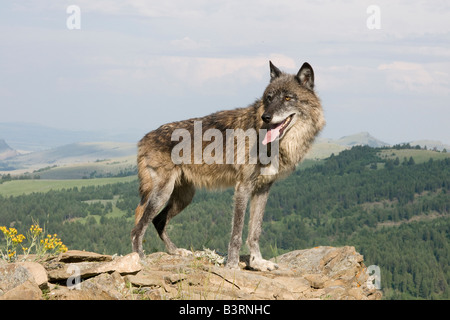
[0, 146, 449, 299]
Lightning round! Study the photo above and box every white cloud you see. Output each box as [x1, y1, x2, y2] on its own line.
[170, 37, 211, 51]
[72, 0, 209, 18]
[83, 53, 296, 94]
[67, 0, 450, 42]
[380, 0, 450, 37]
[178, 54, 295, 85]
[378, 61, 450, 95]
[316, 65, 379, 93]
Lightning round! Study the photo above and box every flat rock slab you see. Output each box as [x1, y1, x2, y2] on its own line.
[125, 271, 166, 288]
[59, 250, 113, 263]
[47, 252, 141, 281]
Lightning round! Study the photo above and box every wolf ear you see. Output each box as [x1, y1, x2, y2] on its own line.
[296, 62, 315, 90]
[269, 61, 282, 82]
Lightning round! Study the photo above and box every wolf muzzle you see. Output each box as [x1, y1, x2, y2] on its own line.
[261, 113, 272, 123]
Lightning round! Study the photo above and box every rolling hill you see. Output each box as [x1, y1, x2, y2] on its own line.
[12, 141, 137, 165]
[0, 136, 345, 177]
[407, 139, 450, 152]
[317, 132, 390, 148]
[1, 122, 449, 180]
[0, 142, 137, 178]
[0, 122, 141, 151]
[0, 139, 19, 161]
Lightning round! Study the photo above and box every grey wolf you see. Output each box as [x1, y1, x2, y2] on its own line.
[131, 61, 325, 271]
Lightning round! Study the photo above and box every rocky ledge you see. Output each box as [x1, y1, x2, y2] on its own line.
[0, 246, 382, 300]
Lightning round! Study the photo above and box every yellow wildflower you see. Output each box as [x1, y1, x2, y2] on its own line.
[11, 234, 25, 244]
[2, 223, 68, 262]
[7, 250, 16, 259]
[0, 226, 18, 237]
[29, 224, 43, 237]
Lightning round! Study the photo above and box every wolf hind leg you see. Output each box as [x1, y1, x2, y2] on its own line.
[152, 182, 195, 256]
[131, 172, 177, 258]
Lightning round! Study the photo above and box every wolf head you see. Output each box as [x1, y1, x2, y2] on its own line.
[261, 61, 318, 145]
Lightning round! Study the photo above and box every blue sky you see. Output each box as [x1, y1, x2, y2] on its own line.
[0, 0, 449, 144]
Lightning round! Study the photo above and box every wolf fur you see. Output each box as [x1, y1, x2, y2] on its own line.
[131, 61, 325, 271]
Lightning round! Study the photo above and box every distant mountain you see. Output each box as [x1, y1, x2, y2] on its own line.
[314, 132, 391, 158]
[5, 142, 137, 168]
[334, 132, 390, 148]
[0, 122, 142, 151]
[0, 139, 19, 160]
[0, 139, 11, 152]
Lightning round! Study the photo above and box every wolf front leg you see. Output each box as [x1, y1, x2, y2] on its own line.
[226, 181, 252, 269]
[246, 183, 279, 271]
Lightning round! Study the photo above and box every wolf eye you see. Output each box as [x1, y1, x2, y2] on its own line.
[284, 96, 291, 101]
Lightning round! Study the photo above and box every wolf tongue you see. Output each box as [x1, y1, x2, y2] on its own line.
[262, 123, 283, 145]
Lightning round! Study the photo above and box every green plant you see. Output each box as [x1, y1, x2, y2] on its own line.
[0, 226, 25, 261]
[269, 242, 279, 263]
[0, 223, 68, 262]
[194, 248, 225, 266]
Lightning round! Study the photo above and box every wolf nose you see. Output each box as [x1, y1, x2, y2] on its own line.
[261, 113, 272, 123]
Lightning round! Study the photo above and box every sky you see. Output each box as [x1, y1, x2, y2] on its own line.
[0, 0, 449, 145]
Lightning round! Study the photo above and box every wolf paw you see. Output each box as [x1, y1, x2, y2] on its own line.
[224, 262, 240, 270]
[249, 257, 279, 271]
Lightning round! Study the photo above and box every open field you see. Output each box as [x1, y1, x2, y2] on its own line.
[304, 142, 348, 160]
[378, 149, 450, 164]
[35, 155, 136, 179]
[0, 176, 137, 197]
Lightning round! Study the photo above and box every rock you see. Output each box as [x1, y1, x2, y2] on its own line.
[0, 263, 34, 296]
[46, 252, 142, 281]
[274, 246, 380, 300]
[125, 271, 165, 288]
[46, 262, 95, 282]
[0, 260, 44, 299]
[0, 246, 382, 300]
[17, 261, 48, 289]
[206, 265, 307, 299]
[164, 273, 187, 284]
[0, 280, 42, 300]
[59, 250, 113, 263]
[273, 246, 336, 273]
[303, 274, 329, 289]
[86, 252, 141, 275]
[47, 271, 128, 300]
[48, 276, 122, 300]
